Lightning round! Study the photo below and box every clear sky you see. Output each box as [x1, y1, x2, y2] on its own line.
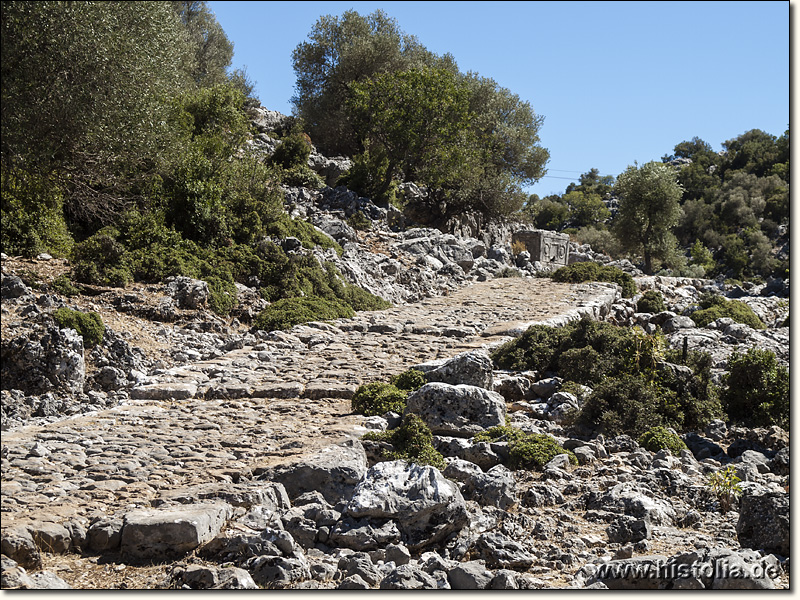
[208, 1, 789, 198]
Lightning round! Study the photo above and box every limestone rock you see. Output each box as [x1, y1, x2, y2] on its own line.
[405, 383, 505, 438]
[120, 502, 231, 559]
[345, 460, 469, 551]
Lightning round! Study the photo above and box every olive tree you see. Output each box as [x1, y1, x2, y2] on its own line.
[291, 9, 434, 156]
[1, 1, 191, 228]
[347, 66, 478, 206]
[613, 161, 684, 274]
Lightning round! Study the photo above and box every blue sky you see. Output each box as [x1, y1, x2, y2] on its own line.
[209, 1, 789, 198]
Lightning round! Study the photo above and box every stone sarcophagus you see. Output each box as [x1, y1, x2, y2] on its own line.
[512, 229, 570, 267]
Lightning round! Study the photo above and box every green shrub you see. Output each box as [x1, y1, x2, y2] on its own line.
[551, 262, 636, 298]
[706, 465, 742, 514]
[347, 211, 373, 231]
[492, 317, 662, 386]
[71, 228, 132, 287]
[264, 213, 342, 255]
[508, 433, 578, 470]
[51, 274, 80, 297]
[576, 374, 673, 437]
[473, 423, 527, 446]
[1, 167, 73, 258]
[52, 308, 105, 347]
[473, 425, 576, 470]
[690, 294, 766, 329]
[389, 369, 427, 392]
[721, 348, 789, 430]
[363, 413, 445, 469]
[276, 164, 325, 189]
[637, 290, 665, 314]
[254, 296, 355, 331]
[496, 267, 523, 278]
[638, 426, 687, 455]
[206, 275, 238, 315]
[269, 132, 312, 170]
[351, 382, 408, 417]
[337, 145, 399, 207]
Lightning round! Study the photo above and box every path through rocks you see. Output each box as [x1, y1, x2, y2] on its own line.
[1, 278, 618, 587]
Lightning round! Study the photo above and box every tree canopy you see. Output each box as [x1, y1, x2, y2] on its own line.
[292, 9, 549, 220]
[613, 161, 684, 274]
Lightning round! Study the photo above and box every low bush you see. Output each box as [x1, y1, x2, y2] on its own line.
[473, 425, 577, 470]
[492, 317, 661, 386]
[254, 296, 355, 332]
[551, 262, 636, 297]
[389, 369, 427, 392]
[496, 267, 523, 278]
[706, 465, 742, 514]
[576, 374, 674, 437]
[362, 413, 445, 469]
[351, 382, 408, 417]
[721, 348, 789, 430]
[509, 433, 578, 470]
[52, 308, 105, 347]
[637, 290, 665, 314]
[638, 426, 687, 455]
[51, 274, 80, 297]
[690, 294, 766, 329]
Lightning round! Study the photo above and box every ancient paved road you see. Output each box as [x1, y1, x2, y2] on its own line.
[1, 278, 617, 532]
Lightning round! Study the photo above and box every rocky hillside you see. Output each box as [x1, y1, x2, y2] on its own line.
[0, 107, 790, 590]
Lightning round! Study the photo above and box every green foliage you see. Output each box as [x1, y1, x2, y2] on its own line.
[638, 426, 687, 455]
[171, 1, 234, 89]
[561, 190, 611, 228]
[637, 290, 665, 314]
[52, 308, 105, 348]
[613, 161, 684, 274]
[2, 1, 191, 229]
[338, 144, 400, 207]
[291, 9, 434, 157]
[550, 262, 636, 298]
[496, 267, 523, 278]
[254, 296, 355, 332]
[509, 434, 578, 470]
[389, 369, 427, 392]
[472, 425, 576, 471]
[526, 197, 570, 231]
[492, 318, 660, 385]
[363, 413, 445, 469]
[270, 132, 313, 170]
[292, 10, 548, 220]
[577, 374, 674, 437]
[721, 349, 789, 430]
[347, 211, 374, 232]
[352, 382, 408, 416]
[0, 168, 73, 257]
[71, 228, 133, 287]
[688, 239, 715, 275]
[574, 226, 621, 258]
[706, 465, 742, 514]
[690, 294, 765, 329]
[493, 317, 722, 437]
[51, 274, 80, 297]
[347, 66, 478, 209]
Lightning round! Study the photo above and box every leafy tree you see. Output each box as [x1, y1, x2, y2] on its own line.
[562, 190, 611, 228]
[565, 167, 615, 198]
[1, 1, 191, 229]
[721, 129, 784, 179]
[171, 1, 234, 88]
[459, 74, 549, 217]
[291, 9, 434, 156]
[613, 161, 684, 274]
[347, 66, 478, 208]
